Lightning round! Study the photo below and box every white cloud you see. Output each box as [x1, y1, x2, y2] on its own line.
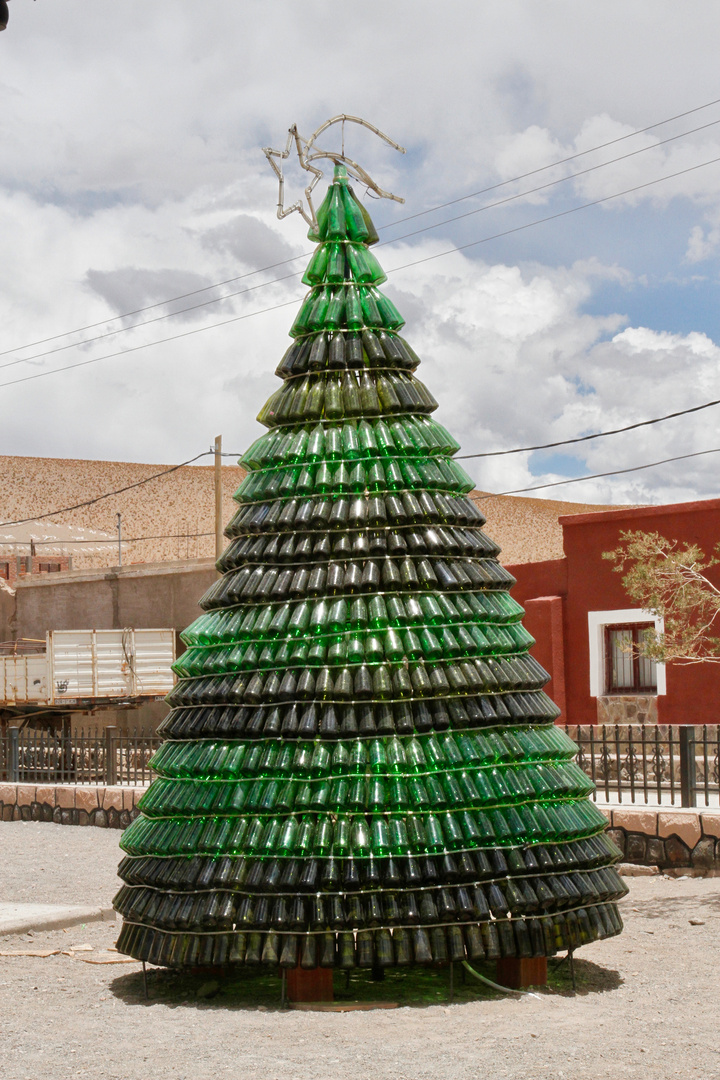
[2, 0, 720, 510]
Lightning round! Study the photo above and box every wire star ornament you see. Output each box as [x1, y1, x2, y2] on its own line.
[263, 115, 406, 229]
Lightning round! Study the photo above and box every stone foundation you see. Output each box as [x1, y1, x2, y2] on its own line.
[1, 783, 718, 873]
[596, 695, 659, 724]
[0, 783, 144, 828]
[597, 805, 720, 871]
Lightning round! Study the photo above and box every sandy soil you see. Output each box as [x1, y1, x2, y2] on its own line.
[0, 820, 716, 1080]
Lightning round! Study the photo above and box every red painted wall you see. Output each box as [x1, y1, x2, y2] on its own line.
[507, 558, 567, 608]
[507, 559, 568, 719]
[560, 498, 720, 725]
[523, 595, 567, 720]
[506, 498, 720, 725]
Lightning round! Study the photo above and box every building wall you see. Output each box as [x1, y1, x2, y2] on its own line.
[1, 556, 217, 642]
[0, 558, 217, 732]
[0, 556, 72, 588]
[560, 499, 720, 725]
[5, 501, 720, 728]
[511, 498, 720, 726]
[506, 557, 567, 607]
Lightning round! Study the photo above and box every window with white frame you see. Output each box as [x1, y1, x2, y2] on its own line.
[604, 623, 657, 694]
[588, 609, 666, 698]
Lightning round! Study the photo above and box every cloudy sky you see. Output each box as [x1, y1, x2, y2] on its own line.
[2, 0, 720, 505]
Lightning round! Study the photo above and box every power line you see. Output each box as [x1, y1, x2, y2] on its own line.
[0, 449, 245, 535]
[457, 396, 720, 459]
[3, 151, 720, 393]
[473, 446, 720, 500]
[0, 270, 304, 372]
[386, 152, 720, 277]
[0, 451, 214, 527]
[1, 530, 216, 548]
[1, 436, 716, 536]
[0, 256, 310, 359]
[121, 531, 215, 543]
[8, 113, 720, 375]
[381, 115, 720, 246]
[382, 94, 720, 229]
[5, 94, 720, 362]
[0, 297, 301, 389]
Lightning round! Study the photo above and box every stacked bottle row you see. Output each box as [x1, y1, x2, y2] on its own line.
[234, 455, 475, 503]
[240, 416, 461, 469]
[151, 725, 578, 774]
[218, 531, 501, 578]
[120, 725, 607, 864]
[225, 493, 487, 542]
[156, 691, 560, 740]
[183, 589, 517, 646]
[199, 558, 516, 611]
[174, 618, 535, 669]
[115, 865, 626, 930]
[275, 329, 420, 378]
[217, 533, 503, 578]
[257, 367, 439, 427]
[121, 802, 608, 860]
[116, 898, 624, 971]
[118, 828, 621, 892]
[167, 656, 549, 709]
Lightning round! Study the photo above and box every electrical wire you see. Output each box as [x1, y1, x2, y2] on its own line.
[473, 445, 720, 500]
[0, 451, 215, 528]
[7, 112, 720, 376]
[0, 296, 301, 389]
[457, 396, 720, 459]
[0, 270, 304, 372]
[380, 114, 720, 246]
[4, 151, 720, 392]
[4, 437, 717, 543]
[4, 95, 720, 361]
[384, 94, 720, 228]
[461, 961, 534, 996]
[386, 152, 720, 277]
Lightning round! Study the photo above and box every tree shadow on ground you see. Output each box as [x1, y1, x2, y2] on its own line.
[110, 955, 622, 1010]
[547, 955, 622, 997]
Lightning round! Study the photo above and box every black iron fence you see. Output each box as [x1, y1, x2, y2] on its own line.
[0, 725, 160, 786]
[566, 724, 719, 808]
[0, 722, 717, 804]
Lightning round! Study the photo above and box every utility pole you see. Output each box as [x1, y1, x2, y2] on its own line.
[214, 435, 223, 564]
[116, 512, 122, 567]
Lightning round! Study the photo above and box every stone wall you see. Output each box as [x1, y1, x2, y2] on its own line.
[596, 696, 659, 724]
[0, 783, 144, 828]
[598, 805, 720, 871]
[1, 783, 718, 875]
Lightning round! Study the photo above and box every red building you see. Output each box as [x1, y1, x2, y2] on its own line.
[508, 496, 720, 726]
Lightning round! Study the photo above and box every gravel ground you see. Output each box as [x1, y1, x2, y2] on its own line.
[0, 819, 717, 1080]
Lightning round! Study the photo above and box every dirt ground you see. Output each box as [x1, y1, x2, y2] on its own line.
[0, 819, 717, 1080]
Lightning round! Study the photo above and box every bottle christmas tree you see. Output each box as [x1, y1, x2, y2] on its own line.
[114, 161, 626, 976]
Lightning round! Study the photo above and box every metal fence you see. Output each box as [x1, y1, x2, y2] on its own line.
[0, 722, 717, 804]
[0, 725, 160, 786]
[566, 723, 719, 808]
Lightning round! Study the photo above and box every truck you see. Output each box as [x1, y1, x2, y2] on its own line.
[0, 629, 176, 707]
